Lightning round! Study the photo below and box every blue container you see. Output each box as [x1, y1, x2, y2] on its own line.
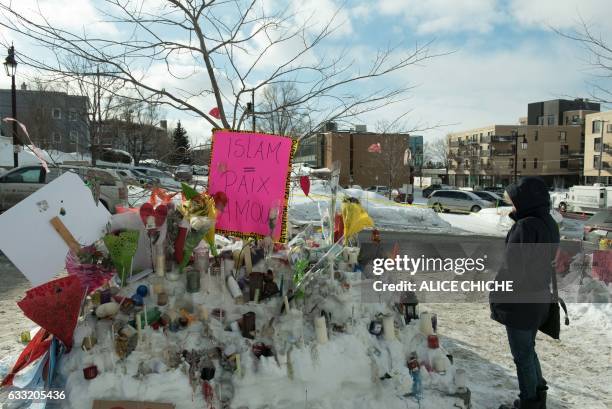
[136, 285, 149, 297]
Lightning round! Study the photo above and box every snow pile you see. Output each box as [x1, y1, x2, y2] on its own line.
[289, 181, 452, 233]
[55, 256, 468, 409]
[439, 207, 565, 237]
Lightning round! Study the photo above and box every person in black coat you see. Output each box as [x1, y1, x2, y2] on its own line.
[490, 177, 560, 409]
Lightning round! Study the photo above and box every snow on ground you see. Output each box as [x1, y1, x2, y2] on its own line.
[288, 181, 452, 233]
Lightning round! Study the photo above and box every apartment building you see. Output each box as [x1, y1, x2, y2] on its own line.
[584, 110, 612, 184]
[0, 83, 89, 153]
[448, 124, 582, 188]
[294, 123, 411, 188]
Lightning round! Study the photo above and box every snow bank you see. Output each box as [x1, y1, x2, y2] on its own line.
[288, 182, 452, 232]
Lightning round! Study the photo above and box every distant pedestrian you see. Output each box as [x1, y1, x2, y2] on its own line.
[490, 177, 559, 409]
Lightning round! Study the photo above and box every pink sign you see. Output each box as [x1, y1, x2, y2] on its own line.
[208, 130, 297, 241]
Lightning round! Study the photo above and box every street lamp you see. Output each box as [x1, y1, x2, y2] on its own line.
[512, 129, 528, 183]
[4, 44, 18, 168]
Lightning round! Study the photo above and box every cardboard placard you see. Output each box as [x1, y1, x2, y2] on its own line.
[92, 400, 174, 409]
[0, 172, 111, 286]
[208, 130, 296, 241]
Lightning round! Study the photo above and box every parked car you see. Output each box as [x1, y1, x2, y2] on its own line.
[174, 164, 193, 182]
[582, 210, 612, 249]
[366, 185, 391, 196]
[427, 189, 493, 213]
[422, 184, 452, 198]
[472, 191, 506, 207]
[192, 165, 209, 176]
[0, 165, 127, 213]
[481, 186, 506, 196]
[132, 166, 181, 189]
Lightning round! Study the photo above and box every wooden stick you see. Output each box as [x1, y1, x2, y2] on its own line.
[49, 216, 80, 253]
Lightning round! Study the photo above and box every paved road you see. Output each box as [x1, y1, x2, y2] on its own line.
[0, 251, 33, 359]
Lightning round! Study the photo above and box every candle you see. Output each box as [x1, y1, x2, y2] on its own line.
[433, 354, 448, 373]
[253, 289, 260, 303]
[155, 253, 165, 277]
[314, 316, 328, 344]
[157, 292, 168, 306]
[455, 369, 467, 389]
[383, 316, 395, 341]
[136, 312, 142, 343]
[144, 305, 148, 327]
[419, 312, 434, 336]
[227, 276, 242, 299]
[200, 306, 209, 321]
[235, 353, 241, 377]
[283, 296, 290, 313]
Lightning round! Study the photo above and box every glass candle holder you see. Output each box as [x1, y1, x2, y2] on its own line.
[186, 267, 201, 293]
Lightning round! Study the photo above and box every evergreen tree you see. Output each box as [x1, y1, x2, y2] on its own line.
[172, 121, 191, 164]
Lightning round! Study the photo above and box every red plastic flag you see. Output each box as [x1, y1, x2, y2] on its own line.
[300, 176, 310, 196]
[367, 143, 381, 153]
[209, 107, 221, 119]
[17, 275, 83, 349]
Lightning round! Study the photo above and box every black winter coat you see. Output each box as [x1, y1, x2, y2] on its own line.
[490, 177, 560, 330]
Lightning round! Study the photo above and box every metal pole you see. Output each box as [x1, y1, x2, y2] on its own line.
[597, 120, 605, 183]
[11, 74, 17, 168]
[513, 130, 518, 183]
[252, 89, 255, 132]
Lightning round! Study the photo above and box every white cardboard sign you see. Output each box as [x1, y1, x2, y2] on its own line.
[0, 172, 111, 286]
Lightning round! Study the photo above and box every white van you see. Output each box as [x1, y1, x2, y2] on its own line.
[558, 184, 612, 213]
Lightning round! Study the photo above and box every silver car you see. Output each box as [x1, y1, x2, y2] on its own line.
[0, 165, 128, 213]
[427, 189, 493, 213]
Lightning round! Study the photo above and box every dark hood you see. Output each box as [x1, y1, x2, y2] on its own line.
[505, 177, 551, 220]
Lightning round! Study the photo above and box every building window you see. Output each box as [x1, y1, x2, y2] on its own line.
[534, 130, 538, 141]
[559, 131, 566, 141]
[69, 110, 78, 121]
[594, 156, 601, 169]
[607, 124, 612, 133]
[70, 130, 78, 141]
[52, 132, 61, 143]
[547, 116, 555, 125]
[533, 158, 538, 169]
[508, 158, 514, 169]
[522, 158, 526, 169]
[560, 160, 568, 169]
[593, 120, 602, 133]
[594, 137, 601, 151]
[52, 108, 61, 119]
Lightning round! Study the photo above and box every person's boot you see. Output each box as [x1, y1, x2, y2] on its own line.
[536, 385, 548, 409]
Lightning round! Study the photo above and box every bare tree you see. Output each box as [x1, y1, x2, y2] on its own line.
[105, 98, 164, 165]
[555, 19, 612, 103]
[258, 82, 312, 137]
[372, 120, 412, 197]
[0, 1, 444, 141]
[424, 137, 450, 172]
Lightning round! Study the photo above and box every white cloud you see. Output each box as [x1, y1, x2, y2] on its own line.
[290, 0, 353, 37]
[508, 0, 612, 33]
[382, 39, 591, 142]
[377, 0, 502, 35]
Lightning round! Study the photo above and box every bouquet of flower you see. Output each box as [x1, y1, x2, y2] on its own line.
[103, 230, 140, 286]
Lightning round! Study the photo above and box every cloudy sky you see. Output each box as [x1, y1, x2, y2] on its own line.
[0, 0, 611, 146]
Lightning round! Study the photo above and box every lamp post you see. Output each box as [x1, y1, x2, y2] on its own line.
[512, 128, 528, 183]
[4, 44, 18, 168]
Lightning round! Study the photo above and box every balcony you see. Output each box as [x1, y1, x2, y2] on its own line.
[480, 150, 491, 157]
[449, 141, 460, 148]
[569, 151, 582, 157]
[604, 162, 612, 169]
[493, 149, 514, 156]
[480, 135, 491, 143]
